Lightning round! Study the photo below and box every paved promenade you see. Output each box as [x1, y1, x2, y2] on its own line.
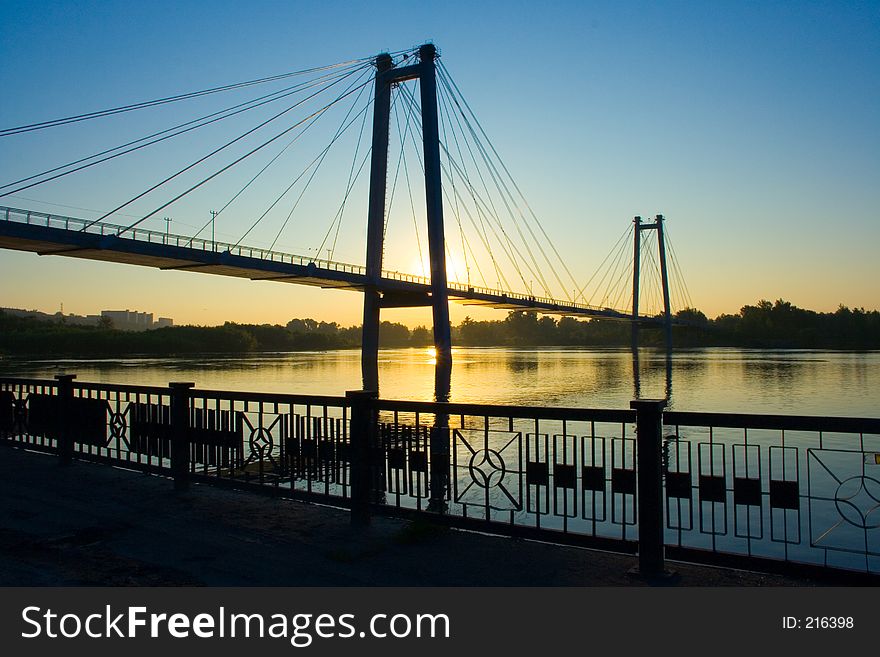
[0, 446, 826, 587]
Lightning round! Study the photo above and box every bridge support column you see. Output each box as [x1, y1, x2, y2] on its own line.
[419, 44, 452, 368]
[656, 214, 673, 349]
[631, 216, 641, 351]
[361, 52, 394, 392]
[361, 291, 380, 392]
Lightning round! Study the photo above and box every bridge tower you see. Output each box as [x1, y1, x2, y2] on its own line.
[362, 43, 452, 390]
[631, 214, 673, 349]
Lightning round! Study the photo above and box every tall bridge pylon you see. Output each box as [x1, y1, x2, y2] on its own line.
[362, 44, 450, 390]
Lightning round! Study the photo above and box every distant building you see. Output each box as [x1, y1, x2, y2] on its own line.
[1, 306, 172, 331]
[100, 309, 171, 331]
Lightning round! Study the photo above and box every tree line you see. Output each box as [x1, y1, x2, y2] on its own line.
[0, 311, 431, 356]
[0, 298, 877, 357]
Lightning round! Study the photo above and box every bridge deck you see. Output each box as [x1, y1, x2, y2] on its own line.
[0, 205, 654, 322]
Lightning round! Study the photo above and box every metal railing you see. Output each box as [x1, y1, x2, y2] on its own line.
[661, 410, 880, 575]
[2, 374, 878, 579]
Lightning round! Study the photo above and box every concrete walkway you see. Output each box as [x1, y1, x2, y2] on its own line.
[0, 446, 822, 587]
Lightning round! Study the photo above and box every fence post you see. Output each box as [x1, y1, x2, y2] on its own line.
[428, 416, 450, 514]
[54, 374, 76, 465]
[170, 382, 194, 491]
[346, 390, 377, 527]
[630, 398, 668, 577]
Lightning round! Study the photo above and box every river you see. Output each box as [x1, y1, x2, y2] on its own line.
[1, 347, 877, 417]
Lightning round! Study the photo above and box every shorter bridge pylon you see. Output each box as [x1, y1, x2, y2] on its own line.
[631, 214, 673, 349]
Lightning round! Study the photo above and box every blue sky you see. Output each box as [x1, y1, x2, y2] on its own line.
[1, 0, 877, 326]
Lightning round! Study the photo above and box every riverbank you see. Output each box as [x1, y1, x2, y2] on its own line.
[0, 446, 841, 587]
[4, 299, 880, 359]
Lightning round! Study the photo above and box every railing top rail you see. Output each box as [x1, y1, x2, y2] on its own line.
[665, 410, 880, 434]
[0, 377, 59, 388]
[375, 397, 636, 423]
[188, 387, 349, 407]
[73, 381, 171, 396]
[5, 375, 880, 431]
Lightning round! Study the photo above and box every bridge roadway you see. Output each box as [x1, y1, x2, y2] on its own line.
[0, 205, 657, 323]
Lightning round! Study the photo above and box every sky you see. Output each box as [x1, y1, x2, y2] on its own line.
[0, 0, 877, 327]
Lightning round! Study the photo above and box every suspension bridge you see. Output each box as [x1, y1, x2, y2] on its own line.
[0, 44, 693, 388]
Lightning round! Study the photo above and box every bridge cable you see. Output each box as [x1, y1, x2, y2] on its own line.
[0, 58, 374, 137]
[437, 71, 565, 300]
[439, 70, 562, 299]
[437, 76, 475, 287]
[434, 80, 497, 290]
[433, 72, 535, 290]
[228, 72, 374, 248]
[400, 84, 541, 293]
[429, 81, 548, 296]
[599, 238, 635, 310]
[312, 73, 381, 262]
[325, 145, 373, 263]
[634, 231, 655, 315]
[439, 63, 583, 300]
[388, 86, 425, 275]
[0, 64, 369, 200]
[383, 84, 410, 248]
[267, 72, 374, 251]
[440, 63, 580, 298]
[610, 248, 637, 313]
[643, 232, 664, 315]
[398, 82, 521, 287]
[428, 81, 501, 289]
[323, 90, 374, 262]
[185, 67, 372, 245]
[83, 67, 368, 233]
[596, 225, 636, 309]
[155, 82, 369, 247]
[580, 223, 633, 307]
[663, 225, 694, 311]
[396, 85, 522, 291]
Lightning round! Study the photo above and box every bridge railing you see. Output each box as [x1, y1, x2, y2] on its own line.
[0, 205, 372, 278]
[2, 204, 631, 316]
[2, 374, 878, 579]
[445, 279, 622, 315]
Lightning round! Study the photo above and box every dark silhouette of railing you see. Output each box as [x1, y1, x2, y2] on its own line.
[2, 375, 878, 581]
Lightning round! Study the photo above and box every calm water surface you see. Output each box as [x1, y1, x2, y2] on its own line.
[2, 347, 877, 417]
